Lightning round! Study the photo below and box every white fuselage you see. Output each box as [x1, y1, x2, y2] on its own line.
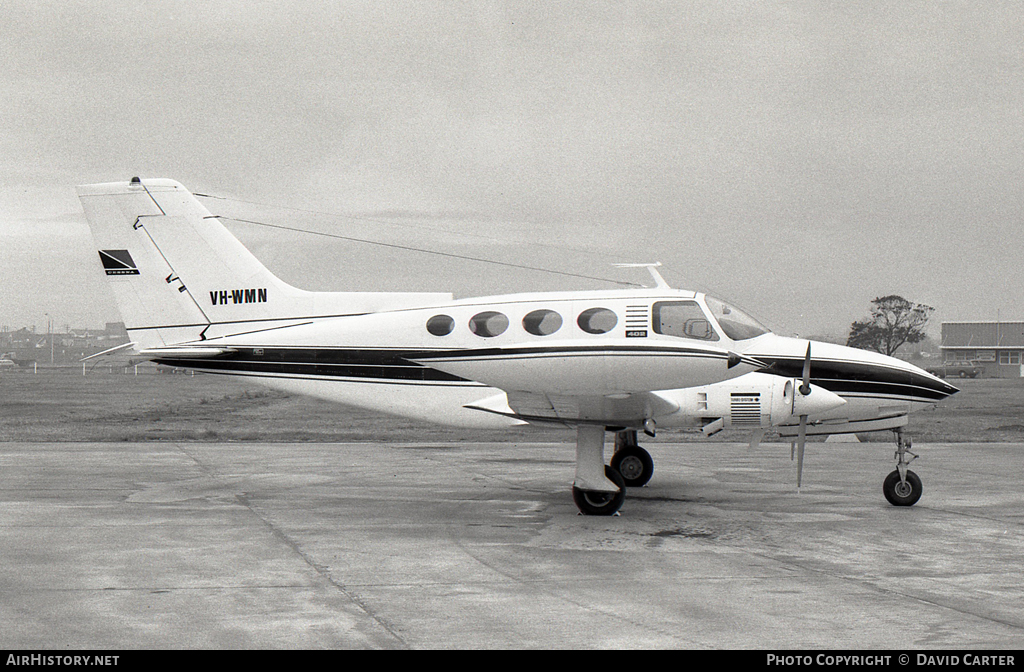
[153, 287, 957, 432]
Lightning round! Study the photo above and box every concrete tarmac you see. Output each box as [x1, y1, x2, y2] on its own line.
[0, 439, 1022, 649]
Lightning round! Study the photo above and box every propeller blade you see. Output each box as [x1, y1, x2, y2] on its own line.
[796, 414, 808, 490]
[799, 342, 812, 396]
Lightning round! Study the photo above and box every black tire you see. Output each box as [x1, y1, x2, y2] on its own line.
[958, 370, 968, 378]
[611, 446, 654, 487]
[572, 466, 626, 516]
[883, 469, 922, 506]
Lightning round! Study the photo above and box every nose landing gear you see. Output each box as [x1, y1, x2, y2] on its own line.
[883, 429, 922, 506]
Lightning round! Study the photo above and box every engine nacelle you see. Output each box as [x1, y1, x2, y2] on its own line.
[661, 372, 845, 432]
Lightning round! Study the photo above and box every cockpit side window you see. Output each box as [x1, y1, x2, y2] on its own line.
[652, 301, 719, 341]
[704, 296, 771, 340]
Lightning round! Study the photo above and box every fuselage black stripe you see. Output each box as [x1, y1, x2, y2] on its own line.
[754, 356, 957, 402]
[151, 348, 957, 401]
[152, 343, 732, 383]
[182, 368, 486, 387]
[154, 357, 467, 382]
[817, 380, 947, 397]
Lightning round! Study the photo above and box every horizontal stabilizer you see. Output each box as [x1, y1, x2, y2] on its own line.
[79, 342, 136, 362]
[138, 346, 237, 359]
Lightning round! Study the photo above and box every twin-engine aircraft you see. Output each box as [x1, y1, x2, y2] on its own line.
[78, 178, 958, 516]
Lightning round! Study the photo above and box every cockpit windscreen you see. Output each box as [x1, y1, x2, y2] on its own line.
[704, 296, 771, 340]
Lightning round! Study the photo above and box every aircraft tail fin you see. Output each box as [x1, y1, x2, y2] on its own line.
[77, 177, 451, 349]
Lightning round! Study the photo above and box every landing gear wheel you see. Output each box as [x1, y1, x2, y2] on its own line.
[572, 466, 626, 516]
[611, 446, 654, 487]
[883, 469, 922, 506]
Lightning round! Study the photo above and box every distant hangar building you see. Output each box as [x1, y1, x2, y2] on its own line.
[940, 321, 1024, 378]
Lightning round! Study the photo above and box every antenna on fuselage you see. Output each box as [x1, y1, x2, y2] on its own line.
[612, 262, 670, 289]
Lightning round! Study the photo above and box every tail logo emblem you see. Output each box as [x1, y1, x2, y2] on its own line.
[99, 250, 140, 275]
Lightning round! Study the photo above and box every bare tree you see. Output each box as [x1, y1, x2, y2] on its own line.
[847, 295, 934, 356]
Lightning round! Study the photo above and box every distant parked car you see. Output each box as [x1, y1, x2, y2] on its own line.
[926, 361, 983, 378]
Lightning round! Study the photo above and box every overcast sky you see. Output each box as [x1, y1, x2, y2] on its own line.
[2, 1, 1022, 339]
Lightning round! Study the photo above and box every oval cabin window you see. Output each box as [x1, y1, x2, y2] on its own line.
[522, 309, 563, 336]
[469, 311, 509, 337]
[577, 307, 617, 334]
[426, 314, 455, 336]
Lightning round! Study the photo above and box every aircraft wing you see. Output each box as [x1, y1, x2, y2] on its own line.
[464, 389, 680, 427]
[775, 414, 909, 437]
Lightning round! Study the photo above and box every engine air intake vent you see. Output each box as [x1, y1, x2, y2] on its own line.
[730, 392, 762, 426]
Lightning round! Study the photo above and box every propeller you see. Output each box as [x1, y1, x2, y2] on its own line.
[799, 341, 812, 397]
[795, 342, 812, 490]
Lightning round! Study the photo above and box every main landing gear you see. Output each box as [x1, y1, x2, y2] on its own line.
[612, 430, 655, 488]
[571, 426, 654, 516]
[572, 466, 626, 516]
[883, 428, 922, 506]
